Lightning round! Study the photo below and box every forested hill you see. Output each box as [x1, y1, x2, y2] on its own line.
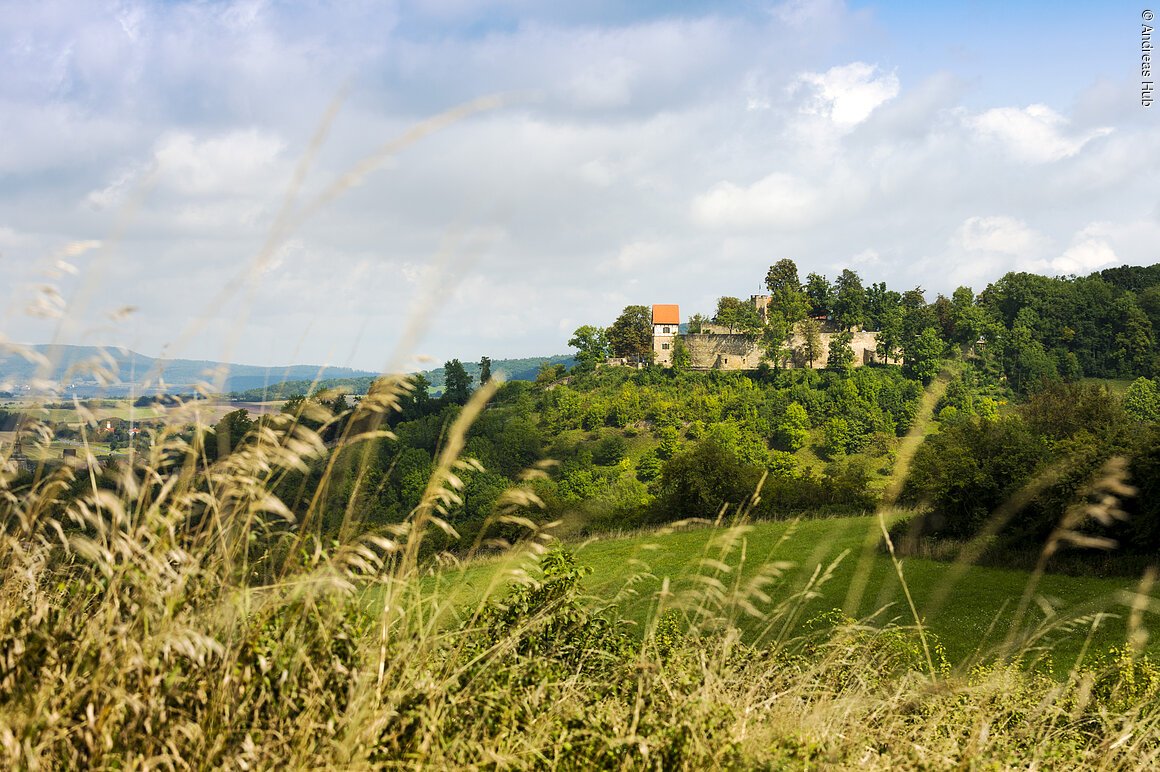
[978, 263, 1160, 385]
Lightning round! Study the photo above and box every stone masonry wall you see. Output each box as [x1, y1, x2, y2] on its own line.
[683, 333, 764, 370]
[786, 328, 886, 368]
[680, 328, 886, 370]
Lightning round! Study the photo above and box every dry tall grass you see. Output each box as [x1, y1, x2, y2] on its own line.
[1, 367, 1158, 769]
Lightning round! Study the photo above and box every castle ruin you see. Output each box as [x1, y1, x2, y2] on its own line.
[647, 297, 889, 371]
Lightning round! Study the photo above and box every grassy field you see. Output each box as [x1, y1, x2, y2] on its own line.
[1081, 377, 1136, 396]
[423, 515, 1158, 673]
[3, 397, 285, 425]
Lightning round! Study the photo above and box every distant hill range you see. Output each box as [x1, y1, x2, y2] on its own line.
[227, 354, 576, 401]
[0, 345, 380, 397]
[0, 345, 573, 399]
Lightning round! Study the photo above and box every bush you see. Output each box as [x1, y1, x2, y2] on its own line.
[650, 438, 763, 523]
[593, 434, 628, 466]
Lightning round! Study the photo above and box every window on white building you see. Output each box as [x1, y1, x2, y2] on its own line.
[662, 343, 670, 350]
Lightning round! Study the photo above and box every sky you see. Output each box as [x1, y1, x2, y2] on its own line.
[1, 0, 1158, 373]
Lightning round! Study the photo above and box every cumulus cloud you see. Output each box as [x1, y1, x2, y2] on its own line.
[0, 1, 1157, 369]
[793, 62, 900, 127]
[153, 130, 287, 197]
[1049, 237, 1118, 274]
[956, 216, 1048, 256]
[970, 104, 1113, 163]
[691, 173, 824, 229]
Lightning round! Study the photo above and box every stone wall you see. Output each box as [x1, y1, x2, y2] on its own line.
[785, 328, 885, 369]
[683, 333, 764, 370]
[680, 327, 887, 371]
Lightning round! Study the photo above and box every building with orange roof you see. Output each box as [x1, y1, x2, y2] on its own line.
[651, 304, 680, 365]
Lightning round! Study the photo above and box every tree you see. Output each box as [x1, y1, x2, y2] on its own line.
[876, 305, 903, 362]
[536, 362, 568, 384]
[761, 311, 792, 367]
[1114, 302, 1156, 376]
[932, 294, 955, 341]
[765, 259, 809, 323]
[865, 281, 901, 331]
[607, 305, 652, 360]
[671, 336, 691, 371]
[904, 416, 1048, 540]
[799, 318, 823, 367]
[1000, 325, 1057, 394]
[687, 313, 708, 333]
[1124, 377, 1160, 422]
[212, 408, 254, 459]
[804, 272, 833, 318]
[902, 327, 943, 384]
[593, 434, 628, 465]
[775, 401, 810, 451]
[479, 356, 493, 385]
[821, 417, 852, 458]
[900, 287, 932, 343]
[714, 296, 762, 335]
[650, 438, 764, 523]
[949, 286, 991, 350]
[832, 269, 866, 330]
[443, 359, 472, 404]
[568, 325, 609, 371]
[826, 329, 856, 373]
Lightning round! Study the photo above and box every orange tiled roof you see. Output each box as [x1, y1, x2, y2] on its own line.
[652, 304, 680, 325]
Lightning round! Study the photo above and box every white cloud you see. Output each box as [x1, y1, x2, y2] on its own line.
[1, 2, 1158, 368]
[567, 57, 637, 109]
[970, 104, 1112, 163]
[956, 216, 1048, 256]
[691, 172, 824, 229]
[597, 240, 666, 274]
[1048, 237, 1117, 274]
[153, 129, 287, 197]
[793, 62, 900, 127]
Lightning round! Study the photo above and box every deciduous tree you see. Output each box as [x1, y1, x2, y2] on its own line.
[799, 318, 823, 367]
[826, 329, 856, 373]
[607, 305, 653, 360]
[443, 359, 472, 405]
[568, 325, 609, 371]
[833, 269, 866, 331]
[805, 272, 833, 318]
[902, 327, 943, 384]
[714, 297, 762, 335]
[765, 259, 809, 323]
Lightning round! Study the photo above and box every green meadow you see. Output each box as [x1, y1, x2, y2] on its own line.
[422, 515, 1157, 672]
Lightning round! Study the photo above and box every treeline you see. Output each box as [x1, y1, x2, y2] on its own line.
[574, 261, 1160, 390]
[898, 374, 1160, 571]
[226, 355, 575, 401]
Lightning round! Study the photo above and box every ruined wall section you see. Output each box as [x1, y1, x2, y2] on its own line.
[785, 328, 885, 368]
[684, 334, 764, 370]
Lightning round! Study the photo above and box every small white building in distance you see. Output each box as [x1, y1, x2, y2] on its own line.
[652, 304, 680, 366]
